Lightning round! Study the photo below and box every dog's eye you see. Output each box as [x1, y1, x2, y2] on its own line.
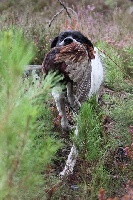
[60, 34, 68, 41]
[60, 36, 65, 41]
[61, 35, 67, 40]
[60, 36, 65, 42]
[72, 35, 81, 41]
[62, 33, 68, 37]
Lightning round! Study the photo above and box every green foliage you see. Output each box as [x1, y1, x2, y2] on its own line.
[122, 47, 133, 78]
[0, 0, 16, 13]
[98, 42, 125, 90]
[0, 29, 34, 86]
[112, 95, 133, 127]
[0, 12, 60, 66]
[23, 21, 60, 65]
[76, 100, 103, 161]
[111, 94, 133, 145]
[105, 0, 117, 8]
[0, 1, 132, 199]
[72, 99, 111, 199]
[90, 164, 109, 199]
[24, 26, 53, 65]
[97, 42, 133, 93]
[0, 29, 61, 199]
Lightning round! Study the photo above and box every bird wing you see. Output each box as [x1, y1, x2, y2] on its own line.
[54, 42, 88, 63]
[42, 42, 92, 103]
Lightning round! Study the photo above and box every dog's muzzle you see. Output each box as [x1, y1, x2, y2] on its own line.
[58, 37, 78, 47]
[64, 37, 73, 45]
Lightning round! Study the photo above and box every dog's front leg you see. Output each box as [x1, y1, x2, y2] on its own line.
[52, 87, 71, 131]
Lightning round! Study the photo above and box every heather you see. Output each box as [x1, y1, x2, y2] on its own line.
[0, 0, 133, 199]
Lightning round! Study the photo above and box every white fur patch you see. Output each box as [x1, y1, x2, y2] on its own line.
[88, 47, 105, 97]
[58, 37, 77, 46]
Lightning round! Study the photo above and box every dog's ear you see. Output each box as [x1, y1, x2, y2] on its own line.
[87, 45, 95, 60]
[84, 37, 95, 60]
[51, 36, 59, 48]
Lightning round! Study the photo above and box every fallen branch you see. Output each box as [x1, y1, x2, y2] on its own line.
[49, 0, 77, 28]
[24, 65, 42, 77]
[45, 181, 63, 199]
[58, 0, 71, 19]
[25, 65, 42, 72]
[97, 47, 122, 69]
[59, 126, 78, 177]
[49, 8, 64, 27]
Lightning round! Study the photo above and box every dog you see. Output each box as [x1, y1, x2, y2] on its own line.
[42, 30, 105, 176]
[42, 30, 104, 131]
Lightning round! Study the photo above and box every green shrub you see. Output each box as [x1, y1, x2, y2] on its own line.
[122, 47, 133, 78]
[76, 100, 103, 161]
[111, 95, 133, 145]
[0, 29, 61, 199]
[98, 42, 125, 90]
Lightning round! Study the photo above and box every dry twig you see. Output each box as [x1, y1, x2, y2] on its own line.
[58, 0, 71, 18]
[48, 8, 64, 27]
[97, 47, 121, 69]
[49, 0, 73, 27]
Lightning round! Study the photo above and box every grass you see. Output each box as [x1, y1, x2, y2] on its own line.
[0, 0, 133, 199]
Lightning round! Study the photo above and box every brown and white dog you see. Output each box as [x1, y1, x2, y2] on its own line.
[42, 30, 105, 176]
[42, 30, 104, 131]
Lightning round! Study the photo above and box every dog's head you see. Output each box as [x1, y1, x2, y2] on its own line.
[51, 30, 95, 59]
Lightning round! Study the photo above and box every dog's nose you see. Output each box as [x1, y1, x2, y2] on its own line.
[64, 38, 73, 45]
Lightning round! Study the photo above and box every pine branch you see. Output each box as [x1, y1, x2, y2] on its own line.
[7, 116, 31, 188]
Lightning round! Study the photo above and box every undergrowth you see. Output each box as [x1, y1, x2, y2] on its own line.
[0, 29, 62, 199]
[75, 100, 110, 199]
[98, 42, 133, 92]
[0, 1, 133, 199]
